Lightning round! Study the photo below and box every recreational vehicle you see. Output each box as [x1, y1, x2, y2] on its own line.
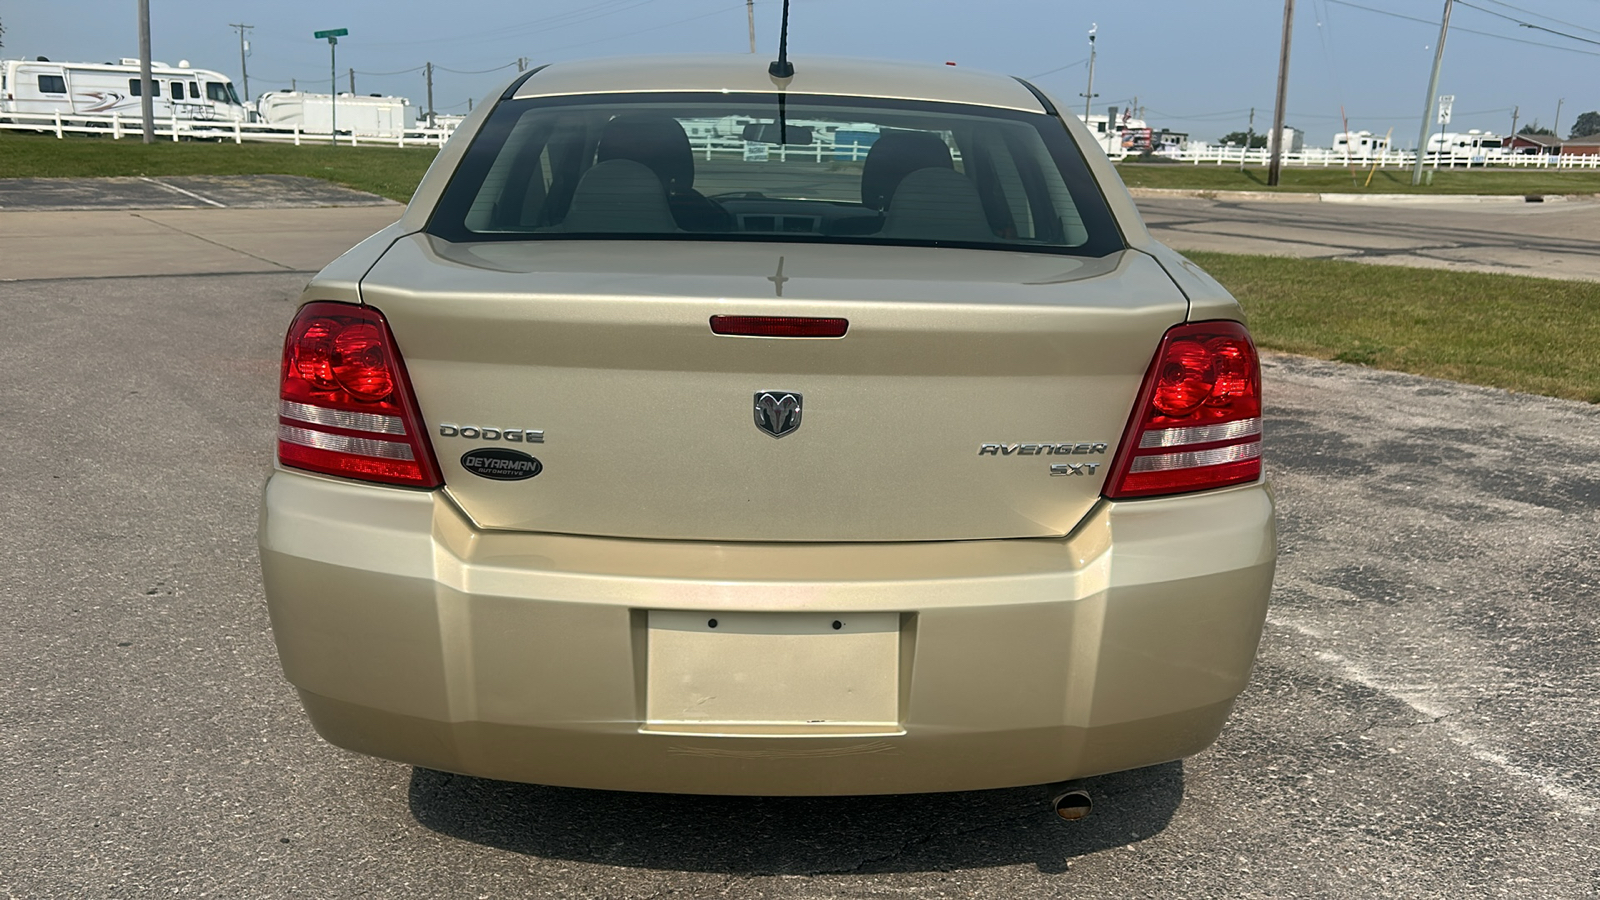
[0, 57, 246, 124]
[1333, 130, 1394, 162]
[1426, 130, 1507, 165]
[255, 91, 414, 138]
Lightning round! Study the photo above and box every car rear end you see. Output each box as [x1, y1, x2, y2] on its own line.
[258, 56, 1274, 795]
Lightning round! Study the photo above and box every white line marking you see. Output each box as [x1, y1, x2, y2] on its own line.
[138, 176, 226, 208]
[1269, 615, 1597, 817]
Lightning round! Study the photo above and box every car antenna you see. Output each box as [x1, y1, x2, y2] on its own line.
[768, 0, 794, 79]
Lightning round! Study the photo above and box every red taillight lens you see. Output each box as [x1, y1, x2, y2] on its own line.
[1104, 321, 1262, 499]
[710, 315, 849, 338]
[276, 301, 442, 488]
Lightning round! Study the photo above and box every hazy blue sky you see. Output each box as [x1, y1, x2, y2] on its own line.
[5, 1, 1597, 143]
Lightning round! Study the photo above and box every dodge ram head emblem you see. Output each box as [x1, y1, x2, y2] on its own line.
[754, 391, 803, 438]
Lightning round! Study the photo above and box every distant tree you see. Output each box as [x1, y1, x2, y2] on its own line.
[1218, 130, 1268, 149]
[1519, 122, 1556, 136]
[1569, 112, 1600, 139]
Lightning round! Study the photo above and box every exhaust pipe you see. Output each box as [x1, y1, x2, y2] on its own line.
[1052, 790, 1092, 821]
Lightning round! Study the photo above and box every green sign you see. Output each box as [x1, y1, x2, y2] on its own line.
[313, 28, 348, 39]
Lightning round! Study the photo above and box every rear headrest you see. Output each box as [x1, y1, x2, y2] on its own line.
[596, 114, 695, 192]
[860, 131, 953, 211]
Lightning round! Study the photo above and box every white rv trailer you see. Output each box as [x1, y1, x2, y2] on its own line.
[1333, 130, 1394, 161]
[1426, 129, 1508, 165]
[255, 91, 414, 137]
[0, 57, 246, 124]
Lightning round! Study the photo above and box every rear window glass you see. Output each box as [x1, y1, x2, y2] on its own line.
[428, 92, 1122, 256]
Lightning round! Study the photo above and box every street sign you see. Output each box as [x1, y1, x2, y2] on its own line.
[313, 29, 348, 146]
[1437, 94, 1455, 126]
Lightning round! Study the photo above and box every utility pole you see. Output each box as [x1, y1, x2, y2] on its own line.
[138, 0, 154, 142]
[747, 0, 757, 53]
[1268, 0, 1294, 185]
[1509, 106, 1519, 141]
[1410, 0, 1453, 186]
[230, 23, 253, 103]
[517, 56, 528, 72]
[425, 62, 435, 127]
[467, 98, 473, 112]
[1081, 24, 1098, 122]
[349, 68, 355, 94]
[1240, 107, 1255, 172]
[1554, 97, 1565, 138]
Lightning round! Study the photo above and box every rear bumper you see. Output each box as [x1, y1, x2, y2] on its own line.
[259, 469, 1275, 795]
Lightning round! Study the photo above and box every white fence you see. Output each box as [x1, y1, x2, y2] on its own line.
[1146, 144, 1600, 170]
[11, 109, 1600, 171]
[0, 109, 458, 148]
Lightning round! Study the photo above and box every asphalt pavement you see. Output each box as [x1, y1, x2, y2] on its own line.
[1137, 192, 1600, 281]
[0, 179, 1596, 897]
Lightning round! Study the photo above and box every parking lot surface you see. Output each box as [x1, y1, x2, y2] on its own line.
[1, 266, 1595, 898]
[0, 174, 394, 211]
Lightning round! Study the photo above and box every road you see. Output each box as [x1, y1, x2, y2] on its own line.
[1, 183, 1596, 898]
[1137, 192, 1600, 281]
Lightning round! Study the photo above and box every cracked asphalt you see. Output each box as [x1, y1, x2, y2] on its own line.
[1138, 195, 1600, 281]
[1, 271, 1596, 898]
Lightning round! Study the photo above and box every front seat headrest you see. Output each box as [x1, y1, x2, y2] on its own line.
[561, 159, 678, 233]
[596, 114, 696, 192]
[860, 131, 954, 211]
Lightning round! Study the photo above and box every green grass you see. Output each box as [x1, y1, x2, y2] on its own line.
[1116, 163, 1600, 196]
[1188, 251, 1600, 403]
[0, 129, 435, 202]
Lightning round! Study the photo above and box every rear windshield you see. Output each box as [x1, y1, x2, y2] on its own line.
[427, 92, 1123, 256]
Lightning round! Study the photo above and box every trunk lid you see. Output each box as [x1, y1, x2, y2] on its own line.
[361, 236, 1187, 542]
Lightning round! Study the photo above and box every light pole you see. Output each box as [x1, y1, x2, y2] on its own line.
[314, 28, 348, 145]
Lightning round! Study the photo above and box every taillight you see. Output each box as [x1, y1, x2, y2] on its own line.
[276, 301, 442, 488]
[1104, 321, 1262, 499]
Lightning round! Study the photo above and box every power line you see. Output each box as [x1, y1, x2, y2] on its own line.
[1321, 0, 1600, 55]
[1026, 57, 1090, 79]
[434, 62, 519, 75]
[362, 0, 663, 48]
[353, 65, 426, 76]
[1456, 0, 1600, 45]
[531, 2, 750, 55]
[1476, 0, 1600, 38]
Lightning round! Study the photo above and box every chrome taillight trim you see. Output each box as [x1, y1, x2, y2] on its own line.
[278, 424, 415, 460]
[1139, 416, 1261, 449]
[279, 399, 407, 435]
[1130, 440, 1260, 473]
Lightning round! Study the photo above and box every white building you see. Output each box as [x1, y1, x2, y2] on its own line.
[1077, 107, 1151, 158]
[1267, 126, 1304, 154]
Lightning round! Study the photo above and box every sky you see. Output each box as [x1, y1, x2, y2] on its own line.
[5, 0, 1597, 146]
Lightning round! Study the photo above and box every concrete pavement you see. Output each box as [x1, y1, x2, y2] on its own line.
[0, 206, 402, 281]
